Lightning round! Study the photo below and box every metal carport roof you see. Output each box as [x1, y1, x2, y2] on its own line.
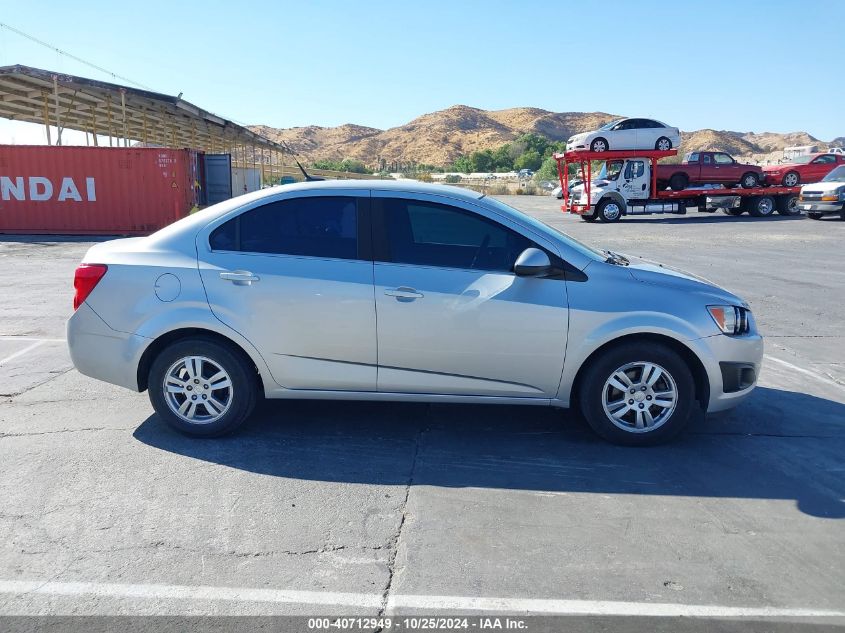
[0, 64, 288, 154]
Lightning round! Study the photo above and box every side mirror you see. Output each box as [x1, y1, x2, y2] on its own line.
[514, 248, 552, 277]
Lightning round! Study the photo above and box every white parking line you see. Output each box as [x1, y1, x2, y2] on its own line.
[764, 354, 845, 391]
[0, 579, 843, 618]
[0, 340, 46, 366]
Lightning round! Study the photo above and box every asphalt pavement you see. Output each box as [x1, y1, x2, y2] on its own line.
[0, 201, 843, 631]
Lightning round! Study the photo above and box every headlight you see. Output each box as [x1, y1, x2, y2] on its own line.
[707, 305, 751, 335]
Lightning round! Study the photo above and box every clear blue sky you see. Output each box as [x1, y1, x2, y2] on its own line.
[1, 0, 842, 140]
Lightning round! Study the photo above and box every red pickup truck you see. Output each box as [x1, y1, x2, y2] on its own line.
[656, 151, 763, 191]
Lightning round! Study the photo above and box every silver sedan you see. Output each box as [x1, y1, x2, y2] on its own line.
[67, 180, 763, 445]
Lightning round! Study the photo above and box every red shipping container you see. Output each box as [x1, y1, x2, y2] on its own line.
[0, 146, 200, 235]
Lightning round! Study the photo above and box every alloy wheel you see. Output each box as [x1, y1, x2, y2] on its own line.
[163, 356, 233, 424]
[601, 361, 678, 432]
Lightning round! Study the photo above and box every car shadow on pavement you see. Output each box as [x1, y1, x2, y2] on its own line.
[133, 386, 845, 519]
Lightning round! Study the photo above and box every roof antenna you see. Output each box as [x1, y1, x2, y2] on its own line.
[296, 159, 324, 182]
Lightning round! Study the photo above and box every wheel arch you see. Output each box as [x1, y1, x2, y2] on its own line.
[568, 333, 710, 414]
[598, 192, 627, 212]
[137, 327, 263, 393]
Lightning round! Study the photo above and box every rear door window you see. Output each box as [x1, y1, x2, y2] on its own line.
[210, 196, 359, 260]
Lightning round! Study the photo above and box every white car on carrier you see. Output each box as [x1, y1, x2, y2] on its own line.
[567, 118, 681, 153]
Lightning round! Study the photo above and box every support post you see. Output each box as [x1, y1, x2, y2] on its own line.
[120, 89, 128, 147]
[52, 75, 62, 145]
[42, 94, 52, 145]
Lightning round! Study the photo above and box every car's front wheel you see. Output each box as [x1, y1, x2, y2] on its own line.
[578, 342, 696, 446]
[655, 136, 672, 151]
[590, 137, 609, 152]
[148, 337, 258, 437]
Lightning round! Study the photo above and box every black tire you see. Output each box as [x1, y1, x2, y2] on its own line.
[776, 194, 801, 216]
[590, 137, 609, 152]
[654, 136, 672, 151]
[723, 208, 744, 216]
[746, 195, 776, 217]
[596, 198, 624, 222]
[808, 212, 823, 220]
[669, 173, 688, 191]
[740, 172, 760, 189]
[580, 213, 599, 222]
[148, 337, 258, 437]
[577, 342, 696, 446]
[781, 171, 800, 187]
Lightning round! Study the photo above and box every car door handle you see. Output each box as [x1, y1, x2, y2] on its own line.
[384, 286, 424, 301]
[220, 270, 260, 285]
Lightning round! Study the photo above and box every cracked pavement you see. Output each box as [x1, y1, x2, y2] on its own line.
[0, 203, 843, 618]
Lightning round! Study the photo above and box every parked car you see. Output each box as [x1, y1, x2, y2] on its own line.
[763, 152, 845, 187]
[799, 165, 845, 220]
[517, 169, 534, 179]
[67, 181, 762, 446]
[566, 118, 681, 153]
[656, 151, 763, 190]
[827, 147, 844, 155]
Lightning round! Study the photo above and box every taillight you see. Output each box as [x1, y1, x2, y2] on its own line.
[73, 264, 108, 310]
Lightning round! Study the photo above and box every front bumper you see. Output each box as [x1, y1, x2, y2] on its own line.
[67, 302, 150, 392]
[798, 200, 844, 214]
[690, 331, 764, 413]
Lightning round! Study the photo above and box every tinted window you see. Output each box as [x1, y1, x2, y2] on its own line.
[714, 153, 734, 164]
[702, 154, 713, 164]
[642, 119, 663, 129]
[613, 120, 633, 131]
[209, 196, 358, 259]
[380, 199, 532, 272]
[686, 152, 700, 163]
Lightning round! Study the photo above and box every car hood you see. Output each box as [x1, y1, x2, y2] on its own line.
[801, 180, 843, 192]
[623, 255, 745, 305]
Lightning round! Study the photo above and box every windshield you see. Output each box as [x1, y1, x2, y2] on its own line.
[822, 165, 845, 182]
[482, 197, 606, 262]
[598, 160, 624, 181]
[598, 119, 623, 131]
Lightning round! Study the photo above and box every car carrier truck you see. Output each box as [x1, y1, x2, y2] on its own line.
[554, 149, 801, 222]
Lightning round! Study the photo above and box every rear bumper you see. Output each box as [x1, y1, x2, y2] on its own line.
[67, 302, 149, 391]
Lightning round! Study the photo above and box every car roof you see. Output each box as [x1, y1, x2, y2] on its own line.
[265, 178, 485, 201]
[147, 179, 485, 246]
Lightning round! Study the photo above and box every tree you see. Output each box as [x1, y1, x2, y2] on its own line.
[535, 156, 560, 182]
[470, 149, 495, 172]
[514, 149, 542, 171]
[452, 155, 473, 173]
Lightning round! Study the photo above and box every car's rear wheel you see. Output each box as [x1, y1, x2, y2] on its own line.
[655, 136, 672, 151]
[782, 171, 800, 187]
[746, 195, 776, 217]
[590, 137, 608, 152]
[148, 337, 257, 437]
[669, 173, 688, 191]
[740, 172, 760, 189]
[776, 194, 801, 216]
[578, 343, 696, 446]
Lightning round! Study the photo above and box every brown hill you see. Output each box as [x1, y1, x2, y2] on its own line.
[251, 106, 830, 168]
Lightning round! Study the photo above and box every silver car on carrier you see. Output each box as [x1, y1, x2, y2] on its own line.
[68, 180, 763, 445]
